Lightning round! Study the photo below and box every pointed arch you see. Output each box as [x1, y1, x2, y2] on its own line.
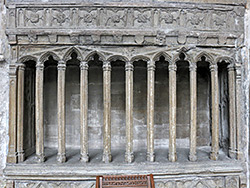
[107, 55, 129, 63]
[130, 55, 150, 63]
[172, 51, 193, 65]
[216, 56, 235, 66]
[152, 51, 172, 63]
[84, 51, 106, 62]
[195, 51, 214, 65]
[19, 55, 37, 64]
[63, 47, 83, 62]
[39, 51, 60, 63]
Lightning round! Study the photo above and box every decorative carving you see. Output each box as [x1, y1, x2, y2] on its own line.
[25, 9, 44, 27]
[51, 9, 70, 26]
[15, 181, 95, 188]
[105, 9, 126, 27]
[134, 9, 151, 27]
[79, 9, 98, 27]
[156, 31, 166, 45]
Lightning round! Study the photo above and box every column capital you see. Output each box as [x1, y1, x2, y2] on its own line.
[227, 64, 235, 72]
[9, 64, 17, 76]
[125, 61, 134, 71]
[147, 61, 155, 71]
[168, 64, 177, 71]
[36, 62, 44, 70]
[209, 64, 218, 72]
[103, 61, 111, 71]
[189, 64, 197, 72]
[58, 60, 66, 70]
[80, 61, 89, 70]
[18, 64, 26, 71]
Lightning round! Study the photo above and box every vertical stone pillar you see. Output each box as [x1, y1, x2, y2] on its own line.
[57, 60, 66, 163]
[102, 61, 112, 163]
[235, 66, 243, 160]
[189, 64, 197, 162]
[35, 62, 45, 162]
[210, 64, 219, 161]
[227, 65, 236, 159]
[7, 65, 18, 163]
[80, 61, 89, 162]
[125, 61, 134, 163]
[147, 60, 155, 162]
[17, 64, 25, 162]
[168, 63, 177, 162]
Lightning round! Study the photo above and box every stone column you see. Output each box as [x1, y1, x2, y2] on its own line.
[80, 61, 89, 162]
[210, 64, 219, 161]
[227, 65, 236, 159]
[168, 64, 177, 162]
[17, 64, 25, 162]
[57, 60, 66, 163]
[235, 66, 243, 160]
[125, 61, 134, 163]
[7, 65, 18, 163]
[147, 60, 155, 162]
[189, 64, 197, 162]
[35, 62, 45, 162]
[102, 61, 112, 163]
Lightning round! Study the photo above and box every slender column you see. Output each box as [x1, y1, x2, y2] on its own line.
[189, 64, 197, 162]
[57, 60, 66, 163]
[125, 61, 134, 163]
[168, 64, 177, 162]
[80, 61, 89, 162]
[7, 65, 18, 163]
[210, 64, 219, 160]
[147, 60, 155, 162]
[17, 64, 25, 162]
[227, 65, 236, 159]
[35, 62, 45, 162]
[235, 66, 243, 160]
[102, 61, 112, 163]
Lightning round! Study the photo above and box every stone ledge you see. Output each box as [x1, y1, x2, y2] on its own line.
[4, 160, 244, 181]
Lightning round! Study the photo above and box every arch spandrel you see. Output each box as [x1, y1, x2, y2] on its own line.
[18, 55, 37, 64]
[172, 51, 194, 66]
[130, 55, 150, 63]
[39, 51, 61, 64]
[63, 47, 83, 62]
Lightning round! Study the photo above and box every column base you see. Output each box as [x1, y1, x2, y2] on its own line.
[229, 149, 236, 159]
[57, 154, 66, 163]
[125, 152, 134, 163]
[147, 152, 155, 162]
[168, 153, 177, 162]
[188, 153, 197, 162]
[36, 153, 45, 163]
[210, 152, 218, 161]
[7, 153, 17, 163]
[80, 153, 89, 163]
[17, 152, 25, 163]
[102, 153, 112, 163]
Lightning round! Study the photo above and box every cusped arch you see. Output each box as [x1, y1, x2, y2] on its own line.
[107, 55, 129, 63]
[172, 51, 193, 65]
[216, 56, 235, 66]
[39, 51, 60, 63]
[195, 51, 214, 64]
[130, 55, 150, 62]
[84, 51, 106, 62]
[63, 47, 83, 62]
[19, 55, 37, 64]
[152, 51, 172, 63]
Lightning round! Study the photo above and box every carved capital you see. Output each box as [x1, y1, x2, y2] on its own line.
[125, 62, 134, 71]
[227, 64, 235, 72]
[57, 60, 66, 71]
[168, 64, 177, 72]
[189, 64, 197, 72]
[80, 61, 88, 70]
[36, 62, 44, 71]
[103, 61, 111, 71]
[9, 64, 17, 76]
[18, 64, 26, 71]
[147, 61, 155, 71]
[209, 64, 218, 72]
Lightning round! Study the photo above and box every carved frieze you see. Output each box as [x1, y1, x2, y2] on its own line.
[12, 5, 244, 32]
